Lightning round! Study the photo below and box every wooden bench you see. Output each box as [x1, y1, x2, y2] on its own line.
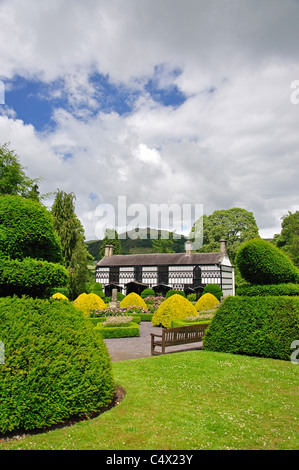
[150, 324, 209, 355]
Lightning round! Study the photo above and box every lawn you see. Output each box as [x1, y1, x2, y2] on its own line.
[0, 350, 298, 450]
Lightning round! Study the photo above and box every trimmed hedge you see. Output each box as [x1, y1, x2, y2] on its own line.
[0, 257, 68, 297]
[166, 289, 186, 299]
[0, 297, 115, 435]
[202, 284, 223, 301]
[120, 293, 147, 310]
[171, 319, 212, 327]
[203, 296, 299, 360]
[94, 322, 140, 338]
[152, 294, 198, 328]
[236, 238, 299, 285]
[141, 288, 155, 298]
[236, 283, 299, 297]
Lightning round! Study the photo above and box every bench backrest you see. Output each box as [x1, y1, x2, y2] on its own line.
[162, 324, 209, 346]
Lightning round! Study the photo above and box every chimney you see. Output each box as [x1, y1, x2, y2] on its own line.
[220, 239, 227, 256]
[105, 244, 114, 257]
[185, 240, 193, 255]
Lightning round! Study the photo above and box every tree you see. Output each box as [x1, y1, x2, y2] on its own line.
[190, 207, 259, 263]
[51, 190, 92, 299]
[99, 228, 122, 258]
[151, 233, 175, 253]
[273, 211, 299, 267]
[0, 143, 42, 200]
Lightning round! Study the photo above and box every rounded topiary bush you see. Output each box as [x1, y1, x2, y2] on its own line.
[141, 288, 155, 299]
[119, 292, 147, 310]
[152, 294, 198, 328]
[73, 293, 107, 316]
[0, 297, 115, 435]
[202, 284, 223, 301]
[195, 293, 219, 311]
[51, 292, 69, 300]
[166, 289, 186, 299]
[236, 238, 299, 285]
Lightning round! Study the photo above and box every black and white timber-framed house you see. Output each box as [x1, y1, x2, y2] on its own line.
[96, 239, 235, 298]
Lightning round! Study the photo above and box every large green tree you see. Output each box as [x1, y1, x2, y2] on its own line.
[99, 228, 122, 258]
[190, 207, 259, 263]
[51, 190, 92, 299]
[273, 211, 299, 267]
[0, 143, 42, 200]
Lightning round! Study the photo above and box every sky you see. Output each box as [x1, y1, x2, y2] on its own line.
[0, 0, 299, 242]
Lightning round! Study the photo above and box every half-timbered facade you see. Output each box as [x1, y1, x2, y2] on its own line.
[96, 239, 235, 298]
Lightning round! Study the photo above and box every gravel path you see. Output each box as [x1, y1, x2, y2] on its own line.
[104, 322, 203, 362]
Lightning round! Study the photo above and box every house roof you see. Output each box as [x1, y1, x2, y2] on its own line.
[97, 252, 224, 267]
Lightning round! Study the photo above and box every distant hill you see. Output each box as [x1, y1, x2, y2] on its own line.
[85, 228, 188, 261]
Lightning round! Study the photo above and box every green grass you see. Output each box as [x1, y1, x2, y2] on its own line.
[0, 350, 298, 450]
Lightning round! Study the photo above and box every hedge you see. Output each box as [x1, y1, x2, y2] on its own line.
[0, 297, 115, 435]
[0, 257, 68, 297]
[93, 322, 140, 338]
[203, 296, 299, 360]
[236, 283, 299, 297]
[171, 319, 212, 327]
[152, 294, 198, 328]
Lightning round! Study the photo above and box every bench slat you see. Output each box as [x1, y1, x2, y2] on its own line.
[151, 324, 209, 355]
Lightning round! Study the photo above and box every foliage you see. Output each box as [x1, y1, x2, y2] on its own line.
[94, 321, 140, 338]
[0, 195, 63, 263]
[0, 257, 68, 297]
[203, 296, 299, 360]
[103, 315, 133, 327]
[190, 207, 259, 263]
[141, 288, 155, 298]
[0, 296, 115, 435]
[202, 284, 223, 300]
[236, 283, 299, 296]
[152, 293, 199, 328]
[0, 143, 42, 200]
[99, 228, 122, 258]
[51, 190, 92, 299]
[73, 293, 107, 316]
[166, 289, 186, 299]
[51, 292, 69, 300]
[119, 292, 147, 310]
[187, 293, 197, 302]
[90, 282, 105, 298]
[273, 210, 299, 267]
[195, 293, 219, 310]
[235, 238, 299, 285]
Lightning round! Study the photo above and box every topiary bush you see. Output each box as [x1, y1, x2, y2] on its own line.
[166, 289, 186, 299]
[202, 284, 223, 301]
[236, 238, 299, 285]
[236, 283, 299, 297]
[73, 293, 107, 316]
[152, 294, 199, 328]
[195, 293, 219, 311]
[141, 288, 155, 299]
[51, 292, 69, 300]
[0, 296, 115, 435]
[119, 292, 147, 310]
[203, 296, 299, 360]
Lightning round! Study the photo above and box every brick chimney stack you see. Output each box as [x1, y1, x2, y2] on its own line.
[185, 240, 193, 255]
[105, 244, 114, 257]
[220, 239, 227, 256]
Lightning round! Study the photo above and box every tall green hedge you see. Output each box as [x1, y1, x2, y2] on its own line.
[0, 297, 115, 435]
[203, 296, 299, 360]
[236, 283, 299, 297]
[236, 238, 299, 285]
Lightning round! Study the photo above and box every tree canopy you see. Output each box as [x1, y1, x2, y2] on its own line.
[99, 228, 122, 258]
[273, 211, 299, 267]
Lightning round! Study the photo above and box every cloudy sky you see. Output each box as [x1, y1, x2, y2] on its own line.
[0, 0, 299, 241]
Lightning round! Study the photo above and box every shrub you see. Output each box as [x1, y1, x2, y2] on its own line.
[94, 322, 140, 338]
[195, 293, 219, 311]
[236, 238, 299, 285]
[203, 296, 299, 360]
[203, 284, 223, 301]
[51, 292, 69, 300]
[119, 292, 147, 310]
[152, 294, 199, 328]
[0, 296, 115, 435]
[166, 289, 186, 299]
[141, 288, 155, 298]
[90, 282, 105, 298]
[0, 257, 68, 297]
[236, 283, 299, 297]
[187, 293, 197, 302]
[73, 293, 107, 316]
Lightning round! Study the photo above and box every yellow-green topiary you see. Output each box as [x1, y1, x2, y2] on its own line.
[195, 293, 219, 311]
[73, 293, 107, 316]
[51, 292, 68, 301]
[152, 294, 199, 328]
[119, 292, 147, 310]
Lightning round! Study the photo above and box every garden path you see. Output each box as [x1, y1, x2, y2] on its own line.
[104, 322, 203, 362]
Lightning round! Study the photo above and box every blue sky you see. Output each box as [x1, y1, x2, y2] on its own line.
[0, 0, 299, 241]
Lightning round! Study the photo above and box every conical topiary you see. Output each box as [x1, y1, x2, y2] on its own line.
[119, 292, 147, 310]
[73, 293, 107, 316]
[152, 294, 199, 328]
[195, 293, 219, 311]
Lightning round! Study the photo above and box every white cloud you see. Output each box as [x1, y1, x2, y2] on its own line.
[0, 0, 299, 240]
